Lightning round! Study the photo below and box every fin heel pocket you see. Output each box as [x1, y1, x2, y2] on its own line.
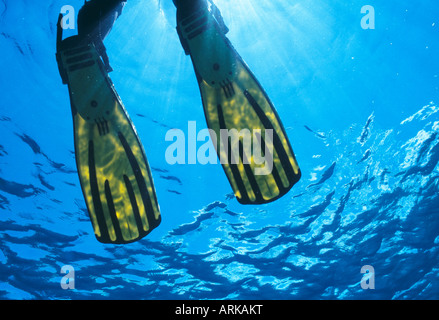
[66, 52, 93, 66]
[61, 42, 96, 73]
[177, 9, 210, 54]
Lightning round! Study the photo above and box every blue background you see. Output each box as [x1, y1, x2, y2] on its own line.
[0, 0, 438, 299]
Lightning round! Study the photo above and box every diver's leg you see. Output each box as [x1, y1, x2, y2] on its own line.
[77, 1, 127, 72]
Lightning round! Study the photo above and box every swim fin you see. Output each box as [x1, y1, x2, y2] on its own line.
[175, 0, 301, 204]
[56, 15, 161, 244]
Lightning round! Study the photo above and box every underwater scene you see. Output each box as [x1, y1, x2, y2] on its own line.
[0, 0, 438, 300]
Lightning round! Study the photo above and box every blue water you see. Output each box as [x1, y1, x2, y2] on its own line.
[1, 0, 439, 300]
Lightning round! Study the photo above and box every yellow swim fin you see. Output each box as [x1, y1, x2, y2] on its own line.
[175, 0, 301, 204]
[56, 20, 160, 243]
